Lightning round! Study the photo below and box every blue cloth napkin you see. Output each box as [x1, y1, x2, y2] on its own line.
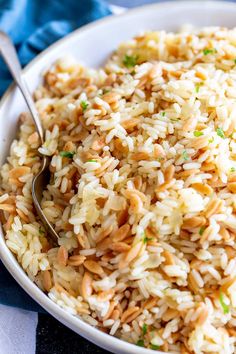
[0, 0, 111, 96]
[0, 0, 111, 312]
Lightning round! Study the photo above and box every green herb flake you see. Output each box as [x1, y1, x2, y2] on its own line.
[150, 344, 160, 350]
[39, 227, 45, 235]
[143, 233, 147, 243]
[123, 54, 138, 68]
[143, 233, 153, 244]
[199, 226, 206, 236]
[81, 101, 89, 112]
[59, 151, 75, 158]
[136, 339, 145, 347]
[195, 82, 203, 93]
[182, 150, 189, 161]
[208, 137, 214, 143]
[234, 59, 236, 64]
[161, 111, 166, 117]
[203, 48, 216, 55]
[144, 237, 153, 243]
[88, 159, 97, 162]
[194, 131, 204, 137]
[216, 127, 225, 139]
[142, 323, 147, 335]
[219, 290, 229, 314]
[230, 167, 236, 173]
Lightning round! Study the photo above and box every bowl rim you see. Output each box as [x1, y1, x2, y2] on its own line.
[1, 0, 236, 104]
[1, 1, 236, 353]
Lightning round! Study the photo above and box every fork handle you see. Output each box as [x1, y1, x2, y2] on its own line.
[0, 31, 44, 143]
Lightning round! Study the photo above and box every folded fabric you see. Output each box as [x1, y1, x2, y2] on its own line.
[0, 0, 111, 95]
[0, 0, 111, 312]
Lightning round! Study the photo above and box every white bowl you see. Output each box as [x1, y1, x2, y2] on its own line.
[1, 1, 236, 353]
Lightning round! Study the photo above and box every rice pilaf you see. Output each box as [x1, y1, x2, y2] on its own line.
[1, 26, 236, 353]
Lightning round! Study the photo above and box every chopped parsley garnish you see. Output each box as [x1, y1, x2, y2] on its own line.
[182, 150, 189, 161]
[208, 137, 214, 143]
[199, 226, 206, 236]
[234, 59, 236, 64]
[216, 127, 225, 139]
[142, 323, 147, 335]
[195, 82, 203, 93]
[136, 339, 145, 347]
[103, 88, 110, 94]
[123, 54, 138, 68]
[219, 290, 229, 314]
[150, 344, 160, 350]
[161, 111, 166, 116]
[143, 233, 153, 244]
[194, 131, 203, 137]
[39, 227, 45, 235]
[203, 48, 216, 55]
[88, 159, 97, 162]
[80, 101, 89, 112]
[230, 167, 236, 173]
[60, 151, 75, 158]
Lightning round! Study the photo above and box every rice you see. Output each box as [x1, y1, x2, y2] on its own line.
[1, 26, 236, 353]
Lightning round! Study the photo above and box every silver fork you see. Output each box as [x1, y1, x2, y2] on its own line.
[0, 31, 59, 243]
